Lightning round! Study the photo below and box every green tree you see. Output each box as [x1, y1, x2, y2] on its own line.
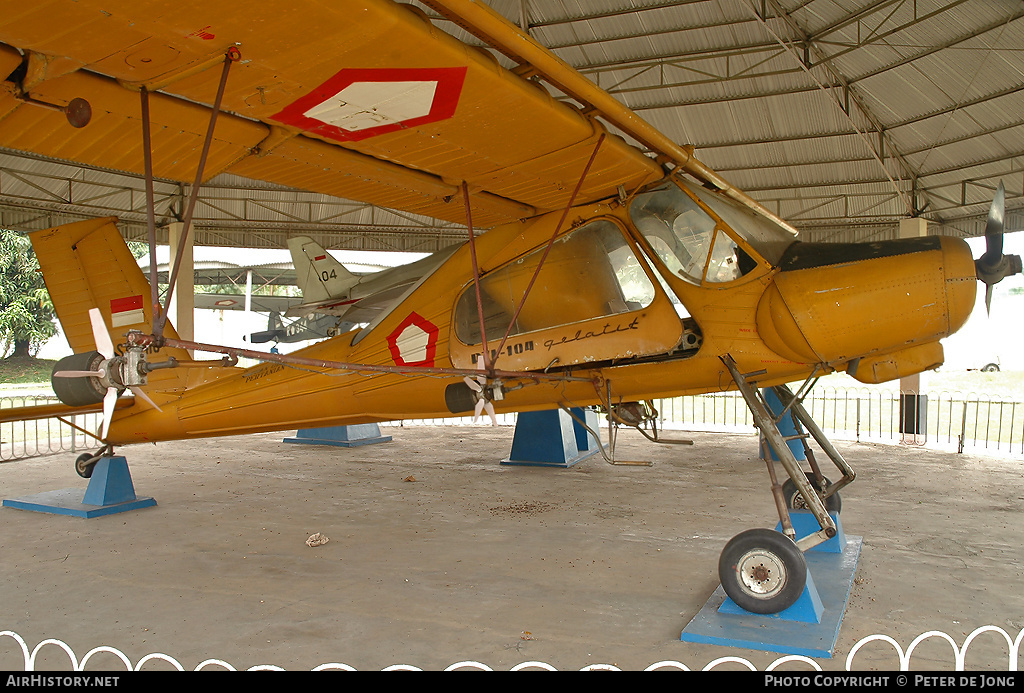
[0, 229, 56, 358]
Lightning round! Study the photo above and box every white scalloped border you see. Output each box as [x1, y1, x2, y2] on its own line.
[1, 626, 1021, 671]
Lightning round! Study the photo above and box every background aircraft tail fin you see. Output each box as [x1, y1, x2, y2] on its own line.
[287, 236, 360, 303]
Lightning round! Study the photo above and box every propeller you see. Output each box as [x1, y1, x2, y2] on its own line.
[975, 181, 1022, 314]
[52, 308, 161, 440]
[464, 368, 499, 426]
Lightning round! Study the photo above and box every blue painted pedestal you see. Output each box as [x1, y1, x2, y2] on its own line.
[284, 424, 392, 448]
[3, 456, 157, 518]
[501, 408, 603, 468]
[760, 388, 806, 461]
[680, 511, 861, 658]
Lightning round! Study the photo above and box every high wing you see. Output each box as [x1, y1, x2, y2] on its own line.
[0, 0, 665, 228]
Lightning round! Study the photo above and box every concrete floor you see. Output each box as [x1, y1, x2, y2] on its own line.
[0, 424, 1022, 671]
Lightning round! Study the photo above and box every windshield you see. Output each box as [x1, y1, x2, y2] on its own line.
[630, 183, 746, 284]
[681, 179, 794, 265]
[629, 180, 794, 284]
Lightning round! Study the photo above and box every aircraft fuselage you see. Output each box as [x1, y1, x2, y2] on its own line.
[105, 174, 977, 444]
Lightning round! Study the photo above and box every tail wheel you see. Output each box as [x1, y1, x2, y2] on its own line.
[782, 472, 842, 514]
[719, 528, 807, 614]
[75, 453, 98, 479]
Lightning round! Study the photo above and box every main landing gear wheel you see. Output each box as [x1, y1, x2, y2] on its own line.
[782, 473, 842, 514]
[718, 528, 807, 614]
[75, 453, 98, 479]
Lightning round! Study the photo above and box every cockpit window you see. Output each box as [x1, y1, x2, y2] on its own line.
[629, 184, 747, 284]
[454, 219, 655, 345]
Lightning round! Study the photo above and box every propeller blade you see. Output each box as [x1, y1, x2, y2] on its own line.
[471, 398, 498, 426]
[464, 375, 483, 392]
[89, 308, 114, 359]
[129, 386, 163, 413]
[975, 180, 1022, 314]
[53, 369, 105, 379]
[100, 387, 118, 439]
[982, 181, 1006, 265]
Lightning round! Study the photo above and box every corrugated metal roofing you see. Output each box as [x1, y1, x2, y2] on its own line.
[1, 0, 1022, 247]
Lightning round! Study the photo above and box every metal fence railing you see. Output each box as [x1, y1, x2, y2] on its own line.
[3, 388, 1023, 463]
[653, 388, 1024, 457]
[1, 395, 102, 462]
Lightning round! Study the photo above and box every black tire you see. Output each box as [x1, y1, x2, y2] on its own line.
[982, 363, 1000, 373]
[782, 473, 842, 514]
[719, 528, 807, 614]
[75, 453, 97, 479]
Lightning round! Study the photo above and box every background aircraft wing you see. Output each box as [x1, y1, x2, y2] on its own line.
[0, 0, 663, 228]
[194, 294, 300, 313]
[286, 281, 415, 322]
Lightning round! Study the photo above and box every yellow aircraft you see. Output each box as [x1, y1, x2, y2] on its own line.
[0, 0, 1019, 615]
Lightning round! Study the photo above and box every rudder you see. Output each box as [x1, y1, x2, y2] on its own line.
[287, 236, 360, 304]
[30, 217, 191, 367]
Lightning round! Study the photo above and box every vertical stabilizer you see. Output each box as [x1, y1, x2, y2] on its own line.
[287, 236, 361, 303]
[30, 217, 192, 368]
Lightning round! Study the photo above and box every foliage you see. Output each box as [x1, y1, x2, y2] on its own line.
[0, 229, 57, 358]
[0, 355, 57, 383]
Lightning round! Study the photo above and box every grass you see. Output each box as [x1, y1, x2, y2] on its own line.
[0, 355, 57, 386]
[816, 368, 1024, 400]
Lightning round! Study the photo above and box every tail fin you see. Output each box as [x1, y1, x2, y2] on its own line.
[268, 311, 284, 332]
[30, 217, 191, 368]
[287, 236, 361, 303]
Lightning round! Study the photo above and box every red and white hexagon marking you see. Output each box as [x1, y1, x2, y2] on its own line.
[387, 313, 439, 368]
[271, 66, 467, 143]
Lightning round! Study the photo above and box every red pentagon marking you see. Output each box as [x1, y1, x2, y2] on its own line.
[387, 312, 439, 368]
[272, 66, 468, 143]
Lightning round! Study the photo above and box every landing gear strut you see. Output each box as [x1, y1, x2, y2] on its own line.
[718, 355, 856, 613]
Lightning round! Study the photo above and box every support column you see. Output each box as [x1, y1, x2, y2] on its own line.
[899, 217, 928, 444]
[167, 221, 195, 348]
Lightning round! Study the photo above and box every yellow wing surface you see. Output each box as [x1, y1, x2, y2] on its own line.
[0, 0, 662, 228]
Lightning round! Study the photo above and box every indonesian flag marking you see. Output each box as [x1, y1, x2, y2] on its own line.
[387, 313, 439, 368]
[272, 67, 467, 143]
[110, 295, 145, 328]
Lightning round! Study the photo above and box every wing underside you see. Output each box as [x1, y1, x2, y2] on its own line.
[0, 0, 662, 228]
